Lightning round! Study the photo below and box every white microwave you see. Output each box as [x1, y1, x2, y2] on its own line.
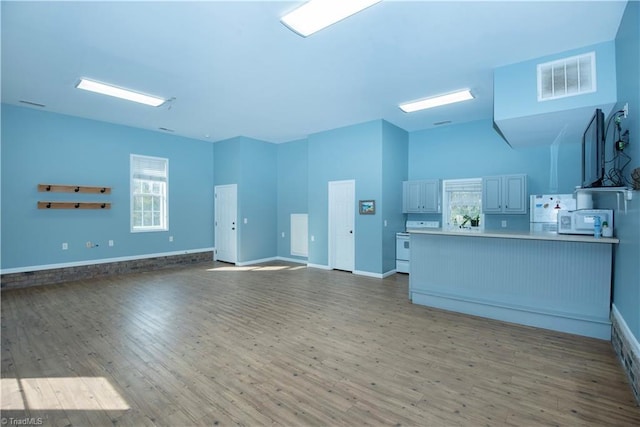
[557, 209, 613, 235]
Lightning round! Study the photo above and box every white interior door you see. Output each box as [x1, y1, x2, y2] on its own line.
[328, 180, 355, 272]
[214, 184, 238, 264]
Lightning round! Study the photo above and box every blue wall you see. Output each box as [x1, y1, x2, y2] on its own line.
[494, 41, 618, 121]
[409, 119, 582, 230]
[2, 11, 636, 331]
[608, 0, 640, 340]
[277, 139, 308, 261]
[1, 104, 214, 270]
[493, 41, 618, 148]
[213, 136, 277, 263]
[307, 120, 384, 273]
[382, 121, 408, 272]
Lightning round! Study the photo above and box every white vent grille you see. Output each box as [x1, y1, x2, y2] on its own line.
[537, 52, 596, 101]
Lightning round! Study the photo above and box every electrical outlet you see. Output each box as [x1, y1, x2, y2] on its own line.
[623, 102, 629, 119]
[384, 220, 388, 227]
[62, 242, 68, 250]
[86, 241, 92, 248]
[169, 236, 174, 242]
[502, 220, 507, 228]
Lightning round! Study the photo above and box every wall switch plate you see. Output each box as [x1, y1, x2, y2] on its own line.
[62, 243, 68, 250]
[281, 232, 285, 238]
[384, 220, 388, 227]
[502, 220, 508, 228]
[108, 240, 114, 247]
[244, 218, 248, 224]
[623, 102, 629, 119]
[169, 236, 173, 242]
[311, 235, 315, 242]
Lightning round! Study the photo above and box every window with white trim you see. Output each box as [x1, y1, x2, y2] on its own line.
[131, 154, 168, 232]
[442, 178, 483, 229]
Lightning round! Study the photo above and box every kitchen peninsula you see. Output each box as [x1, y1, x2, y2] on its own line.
[409, 229, 619, 340]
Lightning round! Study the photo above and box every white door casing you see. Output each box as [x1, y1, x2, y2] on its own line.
[214, 184, 238, 264]
[328, 180, 355, 272]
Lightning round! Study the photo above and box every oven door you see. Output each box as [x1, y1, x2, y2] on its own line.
[396, 233, 410, 273]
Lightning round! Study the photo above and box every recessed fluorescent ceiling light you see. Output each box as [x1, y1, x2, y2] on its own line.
[281, 0, 381, 37]
[76, 78, 166, 107]
[399, 89, 474, 113]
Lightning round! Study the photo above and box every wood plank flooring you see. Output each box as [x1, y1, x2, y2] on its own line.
[2, 261, 639, 426]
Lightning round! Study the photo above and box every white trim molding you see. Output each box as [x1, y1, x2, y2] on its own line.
[276, 257, 308, 265]
[307, 263, 331, 270]
[235, 257, 278, 267]
[354, 269, 397, 279]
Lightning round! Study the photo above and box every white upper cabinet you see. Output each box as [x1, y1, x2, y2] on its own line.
[403, 180, 441, 213]
[482, 174, 527, 214]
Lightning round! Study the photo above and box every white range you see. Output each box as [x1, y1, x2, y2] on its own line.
[396, 220, 440, 274]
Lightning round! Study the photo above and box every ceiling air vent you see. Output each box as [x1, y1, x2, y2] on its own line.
[537, 52, 596, 101]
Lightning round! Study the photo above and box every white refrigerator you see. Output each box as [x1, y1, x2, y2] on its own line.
[530, 194, 576, 232]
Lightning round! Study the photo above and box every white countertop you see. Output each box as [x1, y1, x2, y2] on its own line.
[407, 228, 619, 244]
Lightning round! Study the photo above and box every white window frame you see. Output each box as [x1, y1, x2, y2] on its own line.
[130, 154, 169, 233]
[442, 178, 483, 230]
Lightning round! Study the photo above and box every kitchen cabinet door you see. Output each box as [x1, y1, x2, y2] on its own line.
[403, 181, 424, 213]
[402, 180, 441, 213]
[482, 174, 527, 214]
[482, 176, 503, 213]
[503, 174, 527, 214]
[422, 180, 440, 213]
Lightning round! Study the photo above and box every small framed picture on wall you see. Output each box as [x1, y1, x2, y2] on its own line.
[359, 200, 375, 215]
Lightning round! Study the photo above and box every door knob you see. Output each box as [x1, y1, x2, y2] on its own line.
[350, 230, 353, 234]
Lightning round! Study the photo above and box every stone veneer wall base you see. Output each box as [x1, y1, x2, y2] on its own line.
[1, 251, 214, 290]
[611, 305, 640, 406]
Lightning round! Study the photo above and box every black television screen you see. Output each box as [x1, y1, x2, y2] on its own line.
[581, 108, 605, 188]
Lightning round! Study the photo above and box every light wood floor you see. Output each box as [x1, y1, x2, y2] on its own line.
[2, 261, 639, 426]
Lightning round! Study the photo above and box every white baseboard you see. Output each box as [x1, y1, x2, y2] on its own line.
[235, 256, 309, 267]
[612, 304, 640, 356]
[276, 256, 308, 265]
[307, 263, 331, 270]
[235, 257, 278, 266]
[213, 258, 396, 277]
[1, 247, 215, 275]
[353, 269, 397, 279]
[382, 269, 397, 278]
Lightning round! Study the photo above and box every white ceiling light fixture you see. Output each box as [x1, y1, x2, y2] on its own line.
[399, 89, 474, 113]
[281, 0, 381, 37]
[76, 78, 167, 107]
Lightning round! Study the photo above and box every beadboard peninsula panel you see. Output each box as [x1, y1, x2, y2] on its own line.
[410, 233, 613, 339]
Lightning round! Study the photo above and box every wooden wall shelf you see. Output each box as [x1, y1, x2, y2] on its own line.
[38, 202, 111, 210]
[38, 184, 111, 194]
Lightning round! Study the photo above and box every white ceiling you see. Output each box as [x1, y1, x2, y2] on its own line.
[1, 1, 628, 143]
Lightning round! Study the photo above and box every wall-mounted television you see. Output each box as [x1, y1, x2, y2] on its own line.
[581, 108, 605, 188]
